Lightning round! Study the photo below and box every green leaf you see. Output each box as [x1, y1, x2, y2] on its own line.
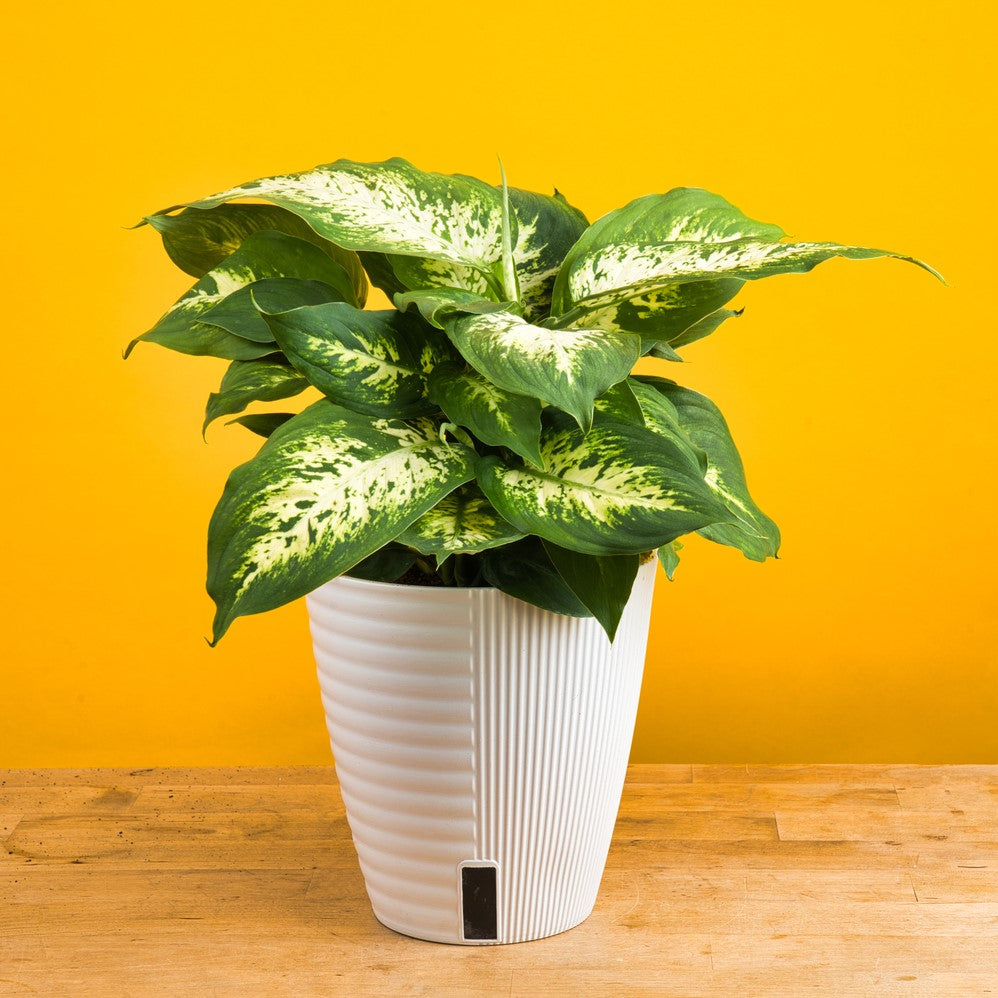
[626, 379, 708, 474]
[373, 185, 589, 309]
[201, 277, 352, 343]
[662, 306, 743, 352]
[126, 231, 356, 359]
[397, 485, 524, 560]
[444, 310, 640, 430]
[387, 254, 498, 298]
[505, 187, 589, 321]
[345, 543, 417, 583]
[593, 380, 645, 426]
[143, 202, 368, 305]
[227, 413, 294, 438]
[644, 340, 683, 362]
[657, 540, 682, 581]
[207, 399, 478, 642]
[394, 288, 510, 329]
[498, 161, 520, 303]
[634, 376, 780, 561]
[552, 188, 941, 320]
[542, 542, 641, 641]
[477, 411, 729, 556]
[203, 358, 309, 434]
[563, 278, 743, 349]
[260, 303, 455, 419]
[161, 157, 511, 284]
[428, 363, 543, 466]
[358, 251, 409, 299]
[479, 538, 590, 617]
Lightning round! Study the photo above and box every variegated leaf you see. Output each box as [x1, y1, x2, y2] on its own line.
[428, 363, 542, 466]
[593, 380, 645, 425]
[444, 310, 641, 430]
[261, 303, 455, 418]
[397, 485, 524, 559]
[127, 321, 275, 361]
[505, 187, 588, 320]
[634, 376, 779, 561]
[203, 358, 309, 434]
[568, 278, 743, 353]
[201, 277, 351, 343]
[387, 254, 496, 298]
[126, 231, 356, 359]
[207, 399, 478, 641]
[477, 411, 729, 555]
[373, 186, 589, 311]
[394, 288, 511, 329]
[542, 542, 641, 641]
[163, 158, 510, 286]
[627, 379, 708, 474]
[552, 188, 941, 319]
[143, 202, 368, 304]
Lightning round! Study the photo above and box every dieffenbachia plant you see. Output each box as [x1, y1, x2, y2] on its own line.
[128, 158, 940, 643]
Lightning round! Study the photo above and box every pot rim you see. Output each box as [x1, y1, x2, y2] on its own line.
[317, 572, 493, 595]
[312, 557, 658, 602]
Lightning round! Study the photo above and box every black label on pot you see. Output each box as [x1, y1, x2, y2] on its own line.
[461, 864, 498, 941]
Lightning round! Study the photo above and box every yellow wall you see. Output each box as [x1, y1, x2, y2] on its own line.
[3, 1, 994, 765]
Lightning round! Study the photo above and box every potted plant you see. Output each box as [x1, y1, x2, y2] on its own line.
[127, 157, 939, 944]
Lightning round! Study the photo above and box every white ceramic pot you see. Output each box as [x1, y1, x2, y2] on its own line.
[306, 559, 657, 945]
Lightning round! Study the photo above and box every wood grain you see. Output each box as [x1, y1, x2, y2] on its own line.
[1, 765, 996, 997]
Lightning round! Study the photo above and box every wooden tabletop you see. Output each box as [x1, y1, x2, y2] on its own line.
[2, 765, 996, 996]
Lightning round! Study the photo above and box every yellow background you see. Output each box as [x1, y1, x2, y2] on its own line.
[3, 1, 994, 765]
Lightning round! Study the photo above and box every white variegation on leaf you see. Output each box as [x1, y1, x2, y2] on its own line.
[592, 380, 645, 425]
[633, 376, 779, 561]
[397, 486, 524, 560]
[261, 304, 455, 419]
[167, 158, 510, 284]
[428, 363, 543, 466]
[388, 255, 495, 298]
[552, 188, 942, 320]
[477, 413, 729, 556]
[444, 310, 641, 430]
[626, 380, 708, 473]
[207, 399, 478, 642]
[380, 187, 589, 314]
[505, 188, 589, 321]
[126, 231, 355, 359]
[143, 202, 368, 304]
[394, 288, 513, 329]
[569, 278, 743, 353]
[129, 158, 942, 641]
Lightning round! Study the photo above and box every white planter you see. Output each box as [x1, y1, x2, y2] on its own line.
[306, 559, 657, 945]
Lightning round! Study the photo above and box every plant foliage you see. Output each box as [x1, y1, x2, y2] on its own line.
[129, 158, 940, 642]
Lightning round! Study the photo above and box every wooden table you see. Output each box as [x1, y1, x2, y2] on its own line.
[2, 765, 996, 996]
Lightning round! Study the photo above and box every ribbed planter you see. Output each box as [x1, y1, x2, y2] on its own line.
[306, 559, 656, 945]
